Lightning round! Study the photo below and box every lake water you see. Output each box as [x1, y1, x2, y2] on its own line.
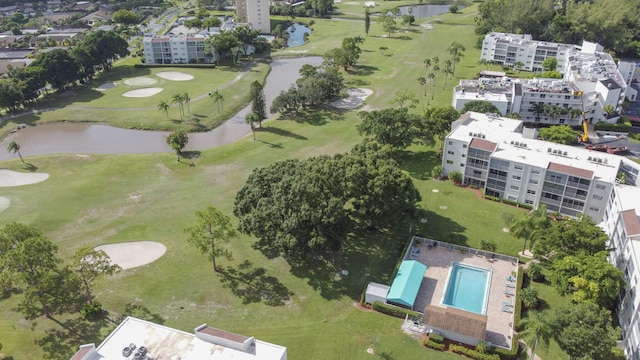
[0, 57, 323, 161]
[287, 24, 311, 47]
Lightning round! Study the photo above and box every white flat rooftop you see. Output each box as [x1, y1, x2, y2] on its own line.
[451, 112, 622, 183]
[76, 317, 287, 360]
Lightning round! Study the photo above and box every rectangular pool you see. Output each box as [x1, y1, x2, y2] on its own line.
[442, 262, 491, 315]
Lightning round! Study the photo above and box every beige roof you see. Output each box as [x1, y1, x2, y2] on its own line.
[469, 137, 498, 152]
[423, 305, 487, 340]
[548, 162, 594, 179]
[622, 209, 640, 236]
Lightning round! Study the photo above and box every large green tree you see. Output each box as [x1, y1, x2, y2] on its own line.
[519, 311, 553, 360]
[357, 108, 420, 149]
[31, 48, 80, 90]
[112, 9, 140, 25]
[166, 130, 189, 162]
[460, 100, 501, 115]
[184, 206, 237, 272]
[538, 125, 577, 144]
[249, 80, 267, 128]
[421, 106, 460, 147]
[533, 216, 608, 260]
[70, 247, 121, 304]
[552, 302, 620, 360]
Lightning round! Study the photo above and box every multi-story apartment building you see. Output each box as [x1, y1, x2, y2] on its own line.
[236, 0, 270, 34]
[142, 34, 211, 64]
[442, 111, 640, 359]
[480, 32, 573, 72]
[454, 40, 635, 124]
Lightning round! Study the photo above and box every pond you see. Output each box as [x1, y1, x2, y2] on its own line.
[379, 4, 464, 19]
[0, 57, 324, 161]
[286, 23, 311, 47]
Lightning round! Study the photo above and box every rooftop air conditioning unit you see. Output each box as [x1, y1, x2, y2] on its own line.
[604, 159, 608, 164]
[598, 159, 602, 163]
[588, 156, 592, 161]
[548, 148, 552, 153]
[553, 150, 558, 154]
[563, 151, 568, 156]
[511, 141, 514, 144]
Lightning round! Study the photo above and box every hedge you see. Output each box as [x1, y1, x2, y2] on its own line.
[371, 301, 420, 318]
[492, 266, 524, 360]
[450, 344, 500, 360]
[422, 339, 445, 351]
[594, 121, 632, 132]
[429, 333, 444, 344]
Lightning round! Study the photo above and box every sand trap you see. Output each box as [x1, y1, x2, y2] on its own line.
[432, 189, 440, 193]
[96, 82, 116, 91]
[439, 205, 448, 210]
[0, 197, 9, 213]
[156, 71, 194, 81]
[502, 227, 510, 233]
[95, 241, 167, 270]
[332, 88, 373, 109]
[0, 170, 49, 187]
[124, 77, 158, 86]
[122, 87, 164, 98]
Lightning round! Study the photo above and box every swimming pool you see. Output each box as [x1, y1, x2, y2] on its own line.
[442, 262, 492, 315]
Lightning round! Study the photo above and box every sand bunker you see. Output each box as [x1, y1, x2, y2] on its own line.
[124, 77, 158, 86]
[156, 71, 194, 81]
[122, 88, 164, 98]
[0, 197, 9, 213]
[95, 241, 167, 270]
[331, 88, 373, 109]
[0, 170, 49, 187]
[96, 82, 116, 91]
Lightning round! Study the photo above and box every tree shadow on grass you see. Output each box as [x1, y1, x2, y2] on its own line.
[345, 78, 371, 87]
[411, 208, 467, 246]
[219, 260, 293, 306]
[21, 162, 38, 172]
[257, 126, 308, 140]
[347, 65, 378, 76]
[35, 316, 114, 360]
[290, 108, 345, 126]
[120, 303, 166, 325]
[396, 149, 440, 180]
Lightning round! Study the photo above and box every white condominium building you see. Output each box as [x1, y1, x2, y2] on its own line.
[453, 39, 636, 124]
[236, 0, 270, 34]
[142, 34, 212, 64]
[480, 32, 573, 72]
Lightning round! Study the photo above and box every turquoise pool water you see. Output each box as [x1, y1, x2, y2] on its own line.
[442, 262, 491, 315]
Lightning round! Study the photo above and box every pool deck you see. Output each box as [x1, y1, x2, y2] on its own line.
[411, 243, 517, 348]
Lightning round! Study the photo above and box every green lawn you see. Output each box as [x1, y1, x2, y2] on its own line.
[0, 3, 571, 359]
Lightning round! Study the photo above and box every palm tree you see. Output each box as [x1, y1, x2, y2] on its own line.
[157, 100, 170, 119]
[182, 92, 191, 113]
[172, 94, 184, 120]
[530, 103, 545, 121]
[210, 89, 224, 113]
[568, 107, 583, 124]
[423, 58, 431, 78]
[427, 71, 436, 103]
[7, 140, 24, 163]
[246, 112, 259, 140]
[418, 77, 426, 111]
[519, 311, 553, 360]
[447, 41, 465, 75]
[442, 60, 453, 89]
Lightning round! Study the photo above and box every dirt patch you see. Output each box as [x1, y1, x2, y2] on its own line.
[122, 88, 164, 98]
[331, 88, 373, 109]
[95, 241, 167, 270]
[156, 71, 194, 81]
[124, 77, 158, 86]
[96, 82, 117, 91]
[0, 170, 49, 187]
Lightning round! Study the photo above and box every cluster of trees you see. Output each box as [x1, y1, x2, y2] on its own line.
[506, 210, 624, 359]
[158, 92, 191, 120]
[0, 30, 128, 112]
[270, 63, 344, 115]
[270, 0, 334, 19]
[205, 25, 267, 65]
[475, 0, 640, 57]
[357, 106, 460, 149]
[0, 222, 120, 319]
[233, 141, 421, 262]
[323, 36, 363, 71]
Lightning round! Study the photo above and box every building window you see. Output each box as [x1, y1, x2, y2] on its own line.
[447, 151, 454, 155]
[462, 154, 466, 158]
[463, 144, 467, 148]
[460, 163, 465, 167]
[529, 179, 538, 184]
[510, 185, 519, 190]
[446, 160, 453, 164]
[593, 195, 603, 201]
[525, 199, 534, 204]
[448, 141, 453, 145]
[531, 169, 541, 174]
[527, 189, 536, 195]
[513, 175, 522, 181]
[514, 165, 524, 170]
[596, 184, 606, 190]
[589, 207, 600, 212]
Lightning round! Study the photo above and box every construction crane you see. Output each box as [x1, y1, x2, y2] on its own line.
[577, 91, 589, 143]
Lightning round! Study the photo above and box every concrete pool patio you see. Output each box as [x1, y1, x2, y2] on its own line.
[409, 238, 518, 349]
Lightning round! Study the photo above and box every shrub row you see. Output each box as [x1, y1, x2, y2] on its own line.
[429, 333, 444, 344]
[134, 63, 216, 69]
[594, 121, 632, 132]
[450, 344, 500, 360]
[422, 339, 446, 351]
[371, 302, 420, 318]
[483, 195, 533, 210]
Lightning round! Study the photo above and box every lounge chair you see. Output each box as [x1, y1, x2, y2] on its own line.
[505, 282, 516, 288]
[501, 307, 513, 313]
[502, 301, 513, 307]
[503, 290, 514, 296]
[506, 275, 515, 282]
